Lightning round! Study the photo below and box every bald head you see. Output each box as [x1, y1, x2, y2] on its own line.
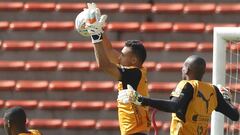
[182, 55, 206, 80]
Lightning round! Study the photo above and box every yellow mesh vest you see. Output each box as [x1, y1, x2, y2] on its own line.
[117, 67, 151, 135]
[170, 80, 218, 135]
[19, 129, 42, 135]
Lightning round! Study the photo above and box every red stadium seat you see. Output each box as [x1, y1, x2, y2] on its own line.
[96, 120, 119, 129]
[55, 3, 85, 11]
[25, 61, 58, 71]
[24, 2, 56, 11]
[205, 63, 212, 72]
[156, 62, 182, 72]
[173, 23, 205, 32]
[112, 41, 124, 50]
[35, 41, 67, 50]
[38, 100, 71, 109]
[205, 23, 237, 32]
[223, 123, 230, 131]
[67, 41, 93, 51]
[140, 22, 172, 32]
[226, 63, 239, 72]
[48, 81, 81, 91]
[120, 3, 151, 13]
[228, 84, 240, 92]
[0, 61, 25, 70]
[62, 119, 96, 129]
[0, 80, 16, 91]
[81, 81, 114, 91]
[152, 3, 184, 13]
[89, 62, 99, 71]
[183, 3, 216, 14]
[56, 3, 119, 12]
[155, 121, 163, 129]
[58, 61, 90, 71]
[216, 4, 240, 14]
[197, 42, 213, 52]
[143, 42, 165, 50]
[9, 21, 42, 31]
[97, 3, 120, 12]
[91, 61, 156, 71]
[29, 119, 62, 128]
[229, 123, 240, 132]
[162, 121, 171, 132]
[114, 83, 118, 91]
[107, 22, 140, 32]
[0, 2, 23, 11]
[0, 100, 4, 108]
[104, 101, 117, 110]
[148, 82, 177, 92]
[207, 123, 211, 129]
[2, 40, 35, 50]
[143, 61, 157, 71]
[16, 80, 48, 92]
[229, 42, 240, 52]
[5, 100, 38, 109]
[0, 21, 9, 30]
[42, 21, 74, 31]
[0, 118, 3, 126]
[165, 42, 198, 51]
[71, 101, 105, 110]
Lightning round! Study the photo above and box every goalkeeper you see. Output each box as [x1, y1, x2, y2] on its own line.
[118, 55, 239, 135]
[75, 3, 151, 135]
[3, 107, 42, 135]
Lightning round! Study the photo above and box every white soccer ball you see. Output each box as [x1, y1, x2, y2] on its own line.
[75, 10, 90, 37]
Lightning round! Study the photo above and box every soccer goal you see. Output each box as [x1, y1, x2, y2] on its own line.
[211, 27, 240, 135]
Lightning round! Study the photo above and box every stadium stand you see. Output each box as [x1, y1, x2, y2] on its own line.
[0, 1, 240, 135]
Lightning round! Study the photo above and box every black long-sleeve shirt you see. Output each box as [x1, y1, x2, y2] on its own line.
[138, 82, 239, 122]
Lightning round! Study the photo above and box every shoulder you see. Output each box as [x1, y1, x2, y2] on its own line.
[118, 65, 142, 73]
[29, 129, 42, 135]
[171, 81, 193, 97]
[176, 80, 192, 88]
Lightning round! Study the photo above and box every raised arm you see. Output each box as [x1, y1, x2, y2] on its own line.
[93, 40, 121, 80]
[102, 34, 121, 64]
[75, 3, 121, 80]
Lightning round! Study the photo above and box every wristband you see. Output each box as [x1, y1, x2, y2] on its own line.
[91, 32, 103, 44]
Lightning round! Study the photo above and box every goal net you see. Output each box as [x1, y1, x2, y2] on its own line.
[211, 27, 240, 135]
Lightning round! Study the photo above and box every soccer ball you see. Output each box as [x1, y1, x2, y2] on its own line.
[75, 10, 90, 37]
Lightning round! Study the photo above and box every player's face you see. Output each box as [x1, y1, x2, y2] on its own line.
[182, 62, 188, 80]
[119, 47, 136, 66]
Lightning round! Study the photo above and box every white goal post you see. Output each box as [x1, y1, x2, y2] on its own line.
[211, 27, 240, 135]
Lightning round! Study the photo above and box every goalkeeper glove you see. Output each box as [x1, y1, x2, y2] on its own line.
[85, 3, 107, 44]
[74, 3, 107, 43]
[118, 84, 142, 105]
[217, 84, 232, 102]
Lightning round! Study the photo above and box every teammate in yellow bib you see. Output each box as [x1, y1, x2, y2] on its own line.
[118, 55, 239, 135]
[4, 107, 42, 135]
[18, 130, 41, 135]
[170, 80, 218, 135]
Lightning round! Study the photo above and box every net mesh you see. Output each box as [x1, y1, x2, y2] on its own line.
[225, 41, 240, 135]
